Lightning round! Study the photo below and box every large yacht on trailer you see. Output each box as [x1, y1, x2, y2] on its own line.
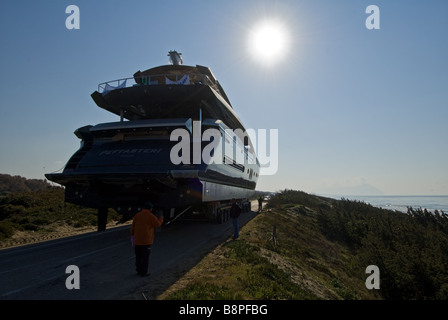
[46, 51, 260, 230]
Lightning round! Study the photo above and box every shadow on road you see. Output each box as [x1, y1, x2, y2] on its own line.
[123, 204, 260, 300]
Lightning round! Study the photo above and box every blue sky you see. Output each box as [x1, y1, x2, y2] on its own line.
[0, 0, 447, 195]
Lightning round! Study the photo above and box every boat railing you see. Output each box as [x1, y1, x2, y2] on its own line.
[97, 73, 220, 94]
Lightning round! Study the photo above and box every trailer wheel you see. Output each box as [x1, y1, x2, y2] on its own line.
[98, 207, 108, 232]
[221, 209, 226, 224]
[205, 203, 218, 223]
[217, 210, 221, 224]
[216, 209, 222, 224]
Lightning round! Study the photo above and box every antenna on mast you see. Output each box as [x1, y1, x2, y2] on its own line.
[168, 50, 183, 65]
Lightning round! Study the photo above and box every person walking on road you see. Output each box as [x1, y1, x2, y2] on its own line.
[130, 202, 164, 277]
[230, 198, 242, 240]
[258, 196, 263, 212]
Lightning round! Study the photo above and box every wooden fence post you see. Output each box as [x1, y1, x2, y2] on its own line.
[272, 224, 277, 247]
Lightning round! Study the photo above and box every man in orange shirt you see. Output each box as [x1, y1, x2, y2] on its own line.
[130, 202, 164, 277]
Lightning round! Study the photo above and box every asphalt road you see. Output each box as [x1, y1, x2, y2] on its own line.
[0, 201, 259, 300]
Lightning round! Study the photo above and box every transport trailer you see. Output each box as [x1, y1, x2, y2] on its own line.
[46, 51, 260, 230]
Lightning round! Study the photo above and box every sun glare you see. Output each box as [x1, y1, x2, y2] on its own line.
[249, 20, 290, 67]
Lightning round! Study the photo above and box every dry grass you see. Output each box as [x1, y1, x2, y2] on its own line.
[0, 220, 130, 249]
[157, 205, 379, 300]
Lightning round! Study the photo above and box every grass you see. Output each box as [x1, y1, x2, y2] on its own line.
[161, 190, 448, 300]
[160, 198, 380, 300]
[166, 238, 317, 300]
[0, 187, 121, 245]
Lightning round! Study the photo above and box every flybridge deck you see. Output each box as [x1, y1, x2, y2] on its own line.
[90, 64, 246, 132]
[96, 65, 224, 96]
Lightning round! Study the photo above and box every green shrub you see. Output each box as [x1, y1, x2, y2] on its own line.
[0, 220, 15, 241]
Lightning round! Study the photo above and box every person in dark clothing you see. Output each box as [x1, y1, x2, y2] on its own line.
[130, 202, 163, 277]
[230, 198, 242, 240]
[258, 196, 263, 212]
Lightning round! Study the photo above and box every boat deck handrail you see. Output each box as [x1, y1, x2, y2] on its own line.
[97, 73, 220, 94]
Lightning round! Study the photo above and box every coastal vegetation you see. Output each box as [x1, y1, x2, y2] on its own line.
[162, 189, 448, 300]
[0, 174, 119, 244]
[314, 194, 448, 299]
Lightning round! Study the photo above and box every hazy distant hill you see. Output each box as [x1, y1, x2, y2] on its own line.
[0, 174, 51, 195]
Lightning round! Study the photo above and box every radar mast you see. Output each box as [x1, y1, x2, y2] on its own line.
[168, 50, 183, 65]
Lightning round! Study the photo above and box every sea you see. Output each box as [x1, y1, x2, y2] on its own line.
[321, 195, 448, 214]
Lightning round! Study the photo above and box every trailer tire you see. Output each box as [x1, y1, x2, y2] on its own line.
[216, 208, 222, 224]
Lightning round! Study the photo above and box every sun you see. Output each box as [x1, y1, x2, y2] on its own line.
[248, 20, 290, 67]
